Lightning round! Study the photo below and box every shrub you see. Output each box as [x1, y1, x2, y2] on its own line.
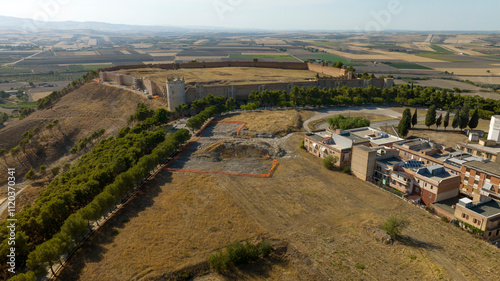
[208, 250, 228, 272]
[258, 240, 273, 257]
[342, 166, 351, 174]
[300, 140, 305, 150]
[50, 166, 61, 176]
[39, 165, 47, 173]
[25, 168, 35, 179]
[322, 155, 338, 170]
[208, 240, 273, 273]
[382, 215, 410, 239]
[355, 263, 366, 270]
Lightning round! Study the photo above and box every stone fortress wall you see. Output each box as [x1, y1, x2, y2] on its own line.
[99, 61, 394, 110]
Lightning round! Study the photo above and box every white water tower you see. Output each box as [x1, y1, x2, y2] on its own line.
[488, 115, 500, 142]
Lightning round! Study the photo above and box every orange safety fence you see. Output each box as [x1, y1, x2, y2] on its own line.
[165, 120, 278, 177]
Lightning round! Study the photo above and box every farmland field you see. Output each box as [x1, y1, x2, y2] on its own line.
[430, 45, 454, 54]
[383, 62, 433, 70]
[229, 54, 297, 60]
[417, 53, 468, 62]
[312, 53, 362, 65]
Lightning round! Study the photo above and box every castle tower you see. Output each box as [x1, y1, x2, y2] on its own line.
[166, 77, 186, 112]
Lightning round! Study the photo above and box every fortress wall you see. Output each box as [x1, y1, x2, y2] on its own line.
[121, 74, 135, 86]
[102, 61, 311, 72]
[185, 81, 323, 103]
[143, 78, 165, 96]
[307, 63, 345, 77]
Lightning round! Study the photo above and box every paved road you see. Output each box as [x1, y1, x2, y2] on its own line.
[2, 50, 44, 67]
[0, 182, 27, 215]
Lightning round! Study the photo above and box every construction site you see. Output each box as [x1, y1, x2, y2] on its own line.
[165, 119, 285, 177]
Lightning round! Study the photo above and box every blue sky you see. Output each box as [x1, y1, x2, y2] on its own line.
[0, 0, 498, 31]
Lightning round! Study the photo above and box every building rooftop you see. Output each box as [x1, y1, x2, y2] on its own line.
[432, 197, 462, 216]
[377, 157, 403, 167]
[444, 153, 486, 169]
[458, 142, 500, 155]
[468, 199, 500, 218]
[416, 164, 457, 182]
[307, 131, 354, 150]
[347, 127, 403, 146]
[464, 161, 500, 176]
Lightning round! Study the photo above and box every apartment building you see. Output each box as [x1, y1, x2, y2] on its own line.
[454, 195, 500, 240]
[461, 161, 500, 200]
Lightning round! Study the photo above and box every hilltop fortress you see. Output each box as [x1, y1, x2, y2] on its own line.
[99, 60, 394, 111]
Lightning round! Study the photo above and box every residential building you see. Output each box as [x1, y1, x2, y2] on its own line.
[461, 161, 500, 200]
[414, 165, 461, 206]
[304, 129, 367, 168]
[457, 140, 500, 163]
[454, 195, 500, 240]
[304, 127, 401, 168]
[351, 146, 399, 181]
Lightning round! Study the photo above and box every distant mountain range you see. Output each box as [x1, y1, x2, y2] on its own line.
[0, 15, 270, 34]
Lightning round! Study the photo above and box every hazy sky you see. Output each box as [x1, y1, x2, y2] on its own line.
[0, 0, 499, 31]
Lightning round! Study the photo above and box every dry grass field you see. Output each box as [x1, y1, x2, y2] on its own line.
[59, 173, 271, 281]
[220, 110, 313, 135]
[211, 133, 500, 280]
[406, 125, 469, 147]
[116, 67, 317, 85]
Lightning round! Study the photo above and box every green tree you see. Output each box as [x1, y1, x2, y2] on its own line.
[459, 106, 470, 130]
[346, 66, 355, 72]
[382, 215, 410, 239]
[397, 108, 412, 138]
[25, 168, 35, 179]
[452, 109, 460, 130]
[26, 240, 59, 276]
[322, 155, 339, 170]
[425, 105, 437, 129]
[469, 108, 479, 130]
[153, 108, 169, 125]
[443, 109, 450, 130]
[8, 271, 37, 281]
[436, 114, 442, 129]
[225, 98, 236, 111]
[411, 109, 418, 128]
